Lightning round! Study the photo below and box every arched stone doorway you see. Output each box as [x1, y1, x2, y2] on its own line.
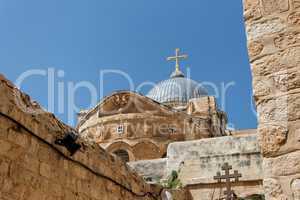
[113, 149, 130, 162]
[106, 141, 135, 161]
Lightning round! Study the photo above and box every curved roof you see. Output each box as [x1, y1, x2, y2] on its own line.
[147, 70, 207, 106]
[77, 91, 209, 129]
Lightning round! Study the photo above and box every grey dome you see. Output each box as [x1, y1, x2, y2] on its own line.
[147, 70, 207, 106]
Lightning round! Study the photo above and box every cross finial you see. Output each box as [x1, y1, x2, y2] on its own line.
[213, 163, 242, 200]
[167, 48, 188, 72]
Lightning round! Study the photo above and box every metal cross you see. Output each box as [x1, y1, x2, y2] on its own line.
[167, 48, 188, 72]
[213, 163, 242, 200]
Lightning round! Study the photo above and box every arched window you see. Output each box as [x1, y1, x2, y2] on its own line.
[113, 149, 129, 162]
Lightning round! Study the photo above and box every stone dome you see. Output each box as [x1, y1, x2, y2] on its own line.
[147, 69, 207, 106]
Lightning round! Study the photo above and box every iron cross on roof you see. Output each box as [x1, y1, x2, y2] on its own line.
[213, 162, 242, 200]
[167, 48, 188, 72]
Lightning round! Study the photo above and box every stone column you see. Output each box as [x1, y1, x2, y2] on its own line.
[243, 0, 300, 199]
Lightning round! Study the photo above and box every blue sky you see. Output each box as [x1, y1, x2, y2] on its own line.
[0, 0, 257, 129]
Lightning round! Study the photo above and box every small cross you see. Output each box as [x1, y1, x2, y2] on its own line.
[167, 48, 188, 72]
[213, 163, 242, 200]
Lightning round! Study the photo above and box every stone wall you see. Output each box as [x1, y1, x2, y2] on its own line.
[128, 159, 167, 184]
[0, 74, 161, 200]
[243, 0, 300, 199]
[166, 134, 263, 200]
[187, 97, 227, 138]
[128, 133, 263, 200]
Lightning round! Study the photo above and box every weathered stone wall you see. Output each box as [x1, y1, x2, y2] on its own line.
[0, 74, 161, 200]
[128, 133, 263, 200]
[128, 159, 167, 184]
[166, 134, 263, 200]
[187, 97, 227, 138]
[243, 0, 300, 199]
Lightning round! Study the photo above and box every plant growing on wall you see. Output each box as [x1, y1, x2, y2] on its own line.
[160, 170, 183, 189]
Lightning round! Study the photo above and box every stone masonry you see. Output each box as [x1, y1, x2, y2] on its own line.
[0, 74, 162, 200]
[78, 92, 227, 162]
[129, 133, 263, 200]
[244, 0, 300, 199]
[166, 134, 263, 200]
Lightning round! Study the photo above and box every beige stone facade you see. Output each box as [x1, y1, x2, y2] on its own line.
[244, 0, 300, 199]
[78, 92, 227, 162]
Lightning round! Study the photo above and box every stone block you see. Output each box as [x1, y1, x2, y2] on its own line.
[10, 163, 41, 189]
[187, 96, 217, 116]
[0, 160, 10, 176]
[253, 68, 300, 99]
[0, 139, 12, 155]
[274, 30, 300, 49]
[263, 150, 300, 177]
[70, 163, 88, 180]
[37, 145, 59, 165]
[247, 18, 285, 40]
[293, 0, 300, 8]
[292, 178, 300, 199]
[288, 11, 300, 26]
[244, 0, 262, 21]
[39, 162, 52, 179]
[1, 183, 28, 200]
[1, 141, 25, 160]
[248, 40, 264, 57]
[256, 93, 300, 124]
[27, 189, 47, 200]
[47, 182, 63, 197]
[78, 179, 93, 196]
[256, 96, 288, 124]
[1, 178, 14, 193]
[259, 120, 300, 156]
[251, 46, 300, 77]
[258, 125, 287, 156]
[261, 0, 290, 15]
[64, 174, 78, 190]
[270, 68, 300, 92]
[7, 126, 30, 149]
[27, 137, 39, 156]
[20, 153, 40, 172]
[263, 178, 289, 200]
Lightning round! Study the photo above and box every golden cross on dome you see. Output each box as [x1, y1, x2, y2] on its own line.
[167, 48, 188, 72]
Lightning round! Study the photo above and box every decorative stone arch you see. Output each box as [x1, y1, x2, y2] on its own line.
[77, 91, 177, 129]
[113, 149, 130, 163]
[106, 141, 135, 162]
[132, 140, 162, 160]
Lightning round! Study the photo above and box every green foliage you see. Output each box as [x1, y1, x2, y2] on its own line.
[160, 170, 183, 189]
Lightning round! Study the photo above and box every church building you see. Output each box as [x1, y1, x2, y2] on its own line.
[77, 48, 228, 162]
[76, 49, 263, 199]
